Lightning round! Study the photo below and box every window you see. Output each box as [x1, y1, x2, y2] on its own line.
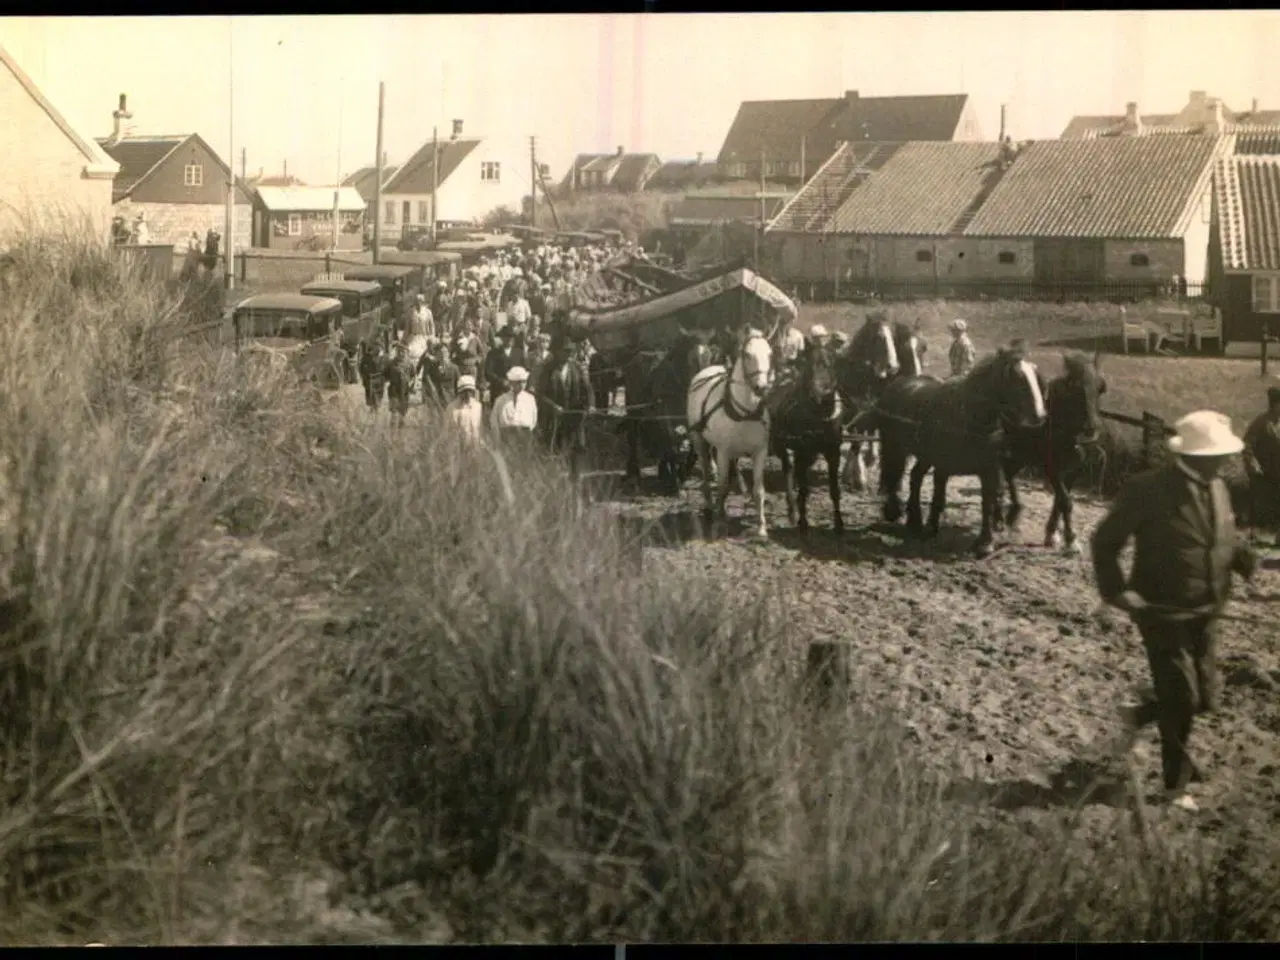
[384, 201, 396, 225]
[481, 162, 501, 183]
[1253, 274, 1280, 313]
[1129, 252, 1150, 267]
[287, 213, 302, 237]
[998, 251, 1017, 265]
[418, 201, 430, 224]
[183, 164, 203, 187]
[915, 249, 933, 263]
[728, 163, 747, 179]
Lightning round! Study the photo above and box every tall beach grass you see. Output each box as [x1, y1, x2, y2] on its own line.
[0, 224, 1277, 942]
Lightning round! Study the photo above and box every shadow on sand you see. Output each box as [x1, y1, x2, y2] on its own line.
[946, 757, 1132, 812]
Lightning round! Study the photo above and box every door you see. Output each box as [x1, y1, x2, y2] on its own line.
[1033, 238, 1105, 287]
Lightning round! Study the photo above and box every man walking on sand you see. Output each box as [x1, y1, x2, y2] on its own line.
[1091, 410, 1258, 812]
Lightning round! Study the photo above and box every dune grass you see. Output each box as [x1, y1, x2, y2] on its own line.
[2, 224, 1279, 943]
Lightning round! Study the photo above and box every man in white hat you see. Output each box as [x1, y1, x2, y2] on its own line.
[490, 365, 538, 448]
[807, 324, 830, 350]
[1092, 410, 1259, 812]
[445, 375, 484, 445]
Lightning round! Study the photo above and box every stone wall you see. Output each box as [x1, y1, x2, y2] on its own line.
[113, 198, 252, 253]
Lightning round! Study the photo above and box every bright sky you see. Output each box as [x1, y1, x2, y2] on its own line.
[4, 12, 1278, 188]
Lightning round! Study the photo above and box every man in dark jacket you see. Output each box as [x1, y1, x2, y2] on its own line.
[1092, 410, 1258, 812]
[1243, 386, 1280, 546]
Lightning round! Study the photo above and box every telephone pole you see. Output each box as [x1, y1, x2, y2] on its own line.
[241, 147, 246, 183]
[224, 17, 235, 292]
[430, 126, 439, 245]
[373, 81, 385, 264]
[529, 135, 538, 228]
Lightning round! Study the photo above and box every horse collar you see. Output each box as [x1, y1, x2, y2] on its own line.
[721, 368, 766, 423]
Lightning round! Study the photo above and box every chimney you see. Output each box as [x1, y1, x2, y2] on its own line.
[1124, 101, 1142, 134]
[999, 104, 1006, 141]
[616, 145, 624, 157]
[1253, 97, 1260, 117]
[283, 159, 288, 181]
[108, 93, 132, 146]
[1209, 98, 1225, 134]
[451, 119, 463, 140]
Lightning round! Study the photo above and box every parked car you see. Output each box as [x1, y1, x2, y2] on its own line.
[231, 293, 347, 389]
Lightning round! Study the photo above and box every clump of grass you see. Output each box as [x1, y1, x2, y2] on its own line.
[3, 222, 1279, 943]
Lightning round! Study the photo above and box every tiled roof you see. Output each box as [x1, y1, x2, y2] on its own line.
[825, 141, 1003, 235]
[718, 92, 971, 167]
[807, 94, 971, 160]
[646, 160, 720, 190]
[96, 135, 186, 201]
[1063, 106, 1280, 140]
[768, 141, 898, 233]
[670, 193, 790, 224]
[613, 154, 659, 191]
[383, 138, 480, 195]
[1233, 130, 1280, 155]
[717, 98, 843, 165]
[962, 135, 1231, 239]
[341, 164, 400, 201]
[254, 185, 366, 213]
[1215, 155, 1280, 271]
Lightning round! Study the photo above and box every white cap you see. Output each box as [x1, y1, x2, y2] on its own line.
[809, 324, 829, 339]
[456, 374, 477, 393]
[506, 366, 530, 383]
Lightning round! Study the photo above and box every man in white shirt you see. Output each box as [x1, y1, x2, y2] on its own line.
[445, 375, 484, 446]
[509, 290, 532, 329]
[413, 294, 435, 340]
[490, 365, 538, 450]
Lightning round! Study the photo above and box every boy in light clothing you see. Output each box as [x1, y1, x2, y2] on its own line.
[446, 375, 484, 445]
[949, 319, 976, 377]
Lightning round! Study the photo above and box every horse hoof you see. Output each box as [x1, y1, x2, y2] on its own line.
[973, 541, 995, 559]
[797, 519, 809, 533]
[883, 504, 902, 524]
[1062, 540, 1082, 557]
[1046, 531, 1063, 550]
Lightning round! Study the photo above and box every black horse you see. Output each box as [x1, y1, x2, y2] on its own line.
[995, 350, 1107, 555]
[834, 314, 927, 492]
[620, 332, 715, 494]
[874, 345, 1048, 557]
[768, 340, 845, 533]
[534, 324, 593, 483]
[588, 350, 623, 412]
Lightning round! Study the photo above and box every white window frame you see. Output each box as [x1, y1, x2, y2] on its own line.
[384, 200, 396, 225]
[287, 213, 302, 237]
[481, 161, 501, 183]
[1253, 273, 1280, 313]
[184, 164, 203, 187]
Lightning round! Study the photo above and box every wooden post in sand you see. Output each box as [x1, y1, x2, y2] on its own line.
[805, 642, 851, 709]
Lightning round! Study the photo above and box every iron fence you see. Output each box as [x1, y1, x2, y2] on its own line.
[784, 277, 1211, 305]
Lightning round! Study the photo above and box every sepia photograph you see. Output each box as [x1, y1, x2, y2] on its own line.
[1, 10, 1279, 945]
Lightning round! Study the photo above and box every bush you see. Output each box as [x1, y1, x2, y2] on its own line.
[2, 223, 1279, 942]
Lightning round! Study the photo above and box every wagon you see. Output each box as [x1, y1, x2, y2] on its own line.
[231, 293, 348, 389]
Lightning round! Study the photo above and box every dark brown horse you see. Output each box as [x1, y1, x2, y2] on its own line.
[620, 332, 715, 494]
[834, 315, 928, 491]
[995, 350, 1107, 555]
[768, 340, 845, 533]
[534, 324, 593, 482]
[588, 350, 623, 411]
[874, 345, 1048, 557]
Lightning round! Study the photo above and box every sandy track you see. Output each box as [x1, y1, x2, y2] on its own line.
[610, 456, 1280, 839]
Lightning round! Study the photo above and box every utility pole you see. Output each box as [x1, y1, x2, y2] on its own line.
[529, 135, 538, 228]
[224, 17, 235, 292]
[755, 146, 765, 272]
[430, 126, 439, 245]
[241, 147, 246, 183]
[333, 82, 344, 252]
[537, 164, 562, 231]
[373, 81, 385, 265]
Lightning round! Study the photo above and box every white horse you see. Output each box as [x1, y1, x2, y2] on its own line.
[687, 330, 775, 538]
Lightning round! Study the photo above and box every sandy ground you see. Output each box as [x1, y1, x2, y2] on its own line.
[337, 380, 1280, 850]
[597, 442, 1280, 847]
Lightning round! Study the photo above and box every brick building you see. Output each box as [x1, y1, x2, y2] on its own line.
[95, 95, 251, 252]
[0, 43, 119, 242]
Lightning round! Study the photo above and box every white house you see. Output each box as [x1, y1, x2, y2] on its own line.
[379, 120, 529, 238]
[0, 43, 119, 243]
